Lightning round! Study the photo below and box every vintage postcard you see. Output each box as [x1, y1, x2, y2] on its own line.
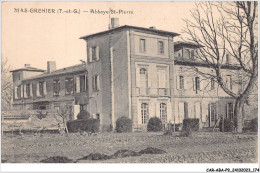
[1, 1, 259, 172]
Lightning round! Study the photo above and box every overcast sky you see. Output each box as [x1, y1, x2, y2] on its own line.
[2, 1, 197, 70]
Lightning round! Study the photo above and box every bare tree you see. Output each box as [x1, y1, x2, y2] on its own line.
[1, 57, 13, 110]
[54, 105, 71, 133]
[183, 2, 258, 133]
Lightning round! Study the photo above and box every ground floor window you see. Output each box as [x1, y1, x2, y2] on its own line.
[141, 103, 149, 124]
[160, 103, 167, 124]
[226, 103, 234, 121]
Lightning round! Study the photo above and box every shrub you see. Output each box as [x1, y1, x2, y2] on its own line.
[251, 118, 258, 132]
[182, 118, 199, 132]
[139, 147, 166, 154]
[77, 110, 90, 119]
[115, 116, 132, 133]
[66, 119, 100, 133]
[40, 156, 74, 163]
[147, 117, 163, 132]
[219, 118, 233, 132]
[111, 149, 140, 158]
[78, 153, 110, 161]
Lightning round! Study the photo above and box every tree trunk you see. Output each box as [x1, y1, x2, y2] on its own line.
[234, 97, 245, 133]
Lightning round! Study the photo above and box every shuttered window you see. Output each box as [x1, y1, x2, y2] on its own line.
[65, 78, 74, 95]
[53, 80, 60, 96]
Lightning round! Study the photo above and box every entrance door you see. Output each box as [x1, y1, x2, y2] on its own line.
[208, 103, 217, 127]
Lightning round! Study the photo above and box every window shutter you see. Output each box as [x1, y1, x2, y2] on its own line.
[85, 75, 88, 92]
[36, 83, 40, 96]
[200, 78, 204, 91]
[43, 82, 47, 95]
[148, 69, 152, 88]
[30, 83, 33, 97]
[97, 75, 100, 90]
[76, 76, 80, 93]
[184, 76, 188, 90]
[230, 76, 233, 90]
[14, 86, 18, 99]
[96, 46, 99, 60]
[184, 102, 188, 119]
[193, 77, 196, 91]
[21, 85, 24, 98]
[136, 68, 140, 88]
[176, 76, 180, 90]
[89, 48, 92, 63]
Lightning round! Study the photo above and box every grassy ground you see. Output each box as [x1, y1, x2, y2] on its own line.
[1, 131, 258, 163]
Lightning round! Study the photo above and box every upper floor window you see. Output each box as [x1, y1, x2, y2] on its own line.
[65, 78, 74, 95]
[226, 75, 232, 90]
[17, 85, 21, 99]
[210, 78, 215, 90]
[179, 75, 184, 90]
[53, 80, 60, 96]
[195, 77, 200, 91]
[38, 81, 45, 97]
[226, 54, 230, 64]
[139, 68, 148, 88]
[158, 69, 166, 88]
[190, 50, 195, 59]
[80, 75, 86, 92]
[158, 41, 164, 54]
[92, 75, 100, 91]
[89, 46, 99, 62]
[139, 39, 146, 52]
[26, 84, 31, 97]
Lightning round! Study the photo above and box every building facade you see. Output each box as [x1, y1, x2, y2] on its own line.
[12, 19, 252, 131]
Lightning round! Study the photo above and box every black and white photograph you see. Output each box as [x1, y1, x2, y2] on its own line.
[1, 1, 259, 172]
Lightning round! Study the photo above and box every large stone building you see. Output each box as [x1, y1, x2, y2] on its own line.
[12, 19, 254, 131]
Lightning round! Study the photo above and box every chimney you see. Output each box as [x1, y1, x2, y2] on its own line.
[47, 61, 56, 73]
[111, 18, 119, 29]
[24, 64, 30, 68]
[149, 26, 156, 30]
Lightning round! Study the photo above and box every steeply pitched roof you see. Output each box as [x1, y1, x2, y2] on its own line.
[10, 66, 45, 72]
[80, 25, 180, 40]
[22, 63, 87, 81]
[174, 41, 203, 51]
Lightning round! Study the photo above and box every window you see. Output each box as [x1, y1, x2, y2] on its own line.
[92, 75, 100, 91]
[160, 103, 167, 124]
[158, 41, 164, 54]
[65, 78, 74, 95]
[139, 39, 146, 52]
[80, 75, 86, 92]
[17, 85, 21, 99]
[96, 113, 100, 120]
[195, 77, 200, 91]
[26, 84, 30, 97]
[184, 49, 190, 58]
[89, 46, 99, 62]
[226, 103, 234, 120]
[178, 102, 188, 124]
[53, 80, 60, 96]
[140, 68, 148, 88]
[179, 76, 184, 90]
[209, 103, 216, 122]
[210, 78, 215, 90]
[226, 75, 232, 90]
[226, 54, 230, 64]
[141, 103, 149, 124]
[92, 46, 97, 61]
[190, 50, 195, 59]
[39, 81, 44, 96]
[158, 69, 166, 88]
